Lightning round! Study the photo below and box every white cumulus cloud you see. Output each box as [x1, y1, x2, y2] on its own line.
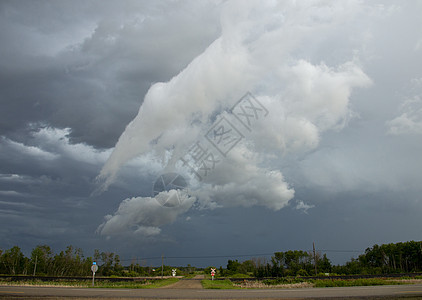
[97, 0, 372, 237]
[388, 78, 422, 135]
[97, 191, 195, 237]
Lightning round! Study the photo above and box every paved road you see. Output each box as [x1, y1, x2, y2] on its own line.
[1, 284, 422, 299]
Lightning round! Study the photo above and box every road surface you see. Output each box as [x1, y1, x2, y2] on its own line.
[161, 274, 204, 289]
[1, 282, 422, 299]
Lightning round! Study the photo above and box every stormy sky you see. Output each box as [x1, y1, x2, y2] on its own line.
[1, 0, 421, 267]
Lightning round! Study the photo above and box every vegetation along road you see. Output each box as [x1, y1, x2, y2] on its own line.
[1, 283, 422, 299]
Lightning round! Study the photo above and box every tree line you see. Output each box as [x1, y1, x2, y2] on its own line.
[0, 245, 132, 277]
[218, 241, 422, 278]
[219, 250, 331, 277]
[0, 245, 196, 277]
[334, 241, 422, 275]
[1, 240, 421, 277]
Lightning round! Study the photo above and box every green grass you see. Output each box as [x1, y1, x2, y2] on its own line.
[228, 273, 252, 278]
[201, 277, 418, 289]
[201, 279, 239, 289]
[314, 278, 409, 288]
[0, 278, 179, 289]
[91, 278, 179, 288]
[262, 277, 309, 285]
[203, 277, 419, 289]
[0, 279, 89, 287]
[139, 278, 179, 288]
[3, 276, 417, 290]
[92, 280, 152, 288]
[400, 276, 422, 280]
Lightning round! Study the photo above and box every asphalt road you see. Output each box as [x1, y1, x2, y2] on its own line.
[1, 284, 422, 299]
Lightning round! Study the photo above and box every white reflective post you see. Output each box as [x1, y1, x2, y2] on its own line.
[91, 262, 98, 287]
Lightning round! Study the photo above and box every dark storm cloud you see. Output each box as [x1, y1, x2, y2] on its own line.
[0, 0, 421, 265]
[0, 0, 223, 259]
[0, 0, 221, 148]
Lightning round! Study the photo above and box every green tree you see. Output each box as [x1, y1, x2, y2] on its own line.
[96, 251, 123, 276]
[226, 259, 241, 274]
[283, 250, 312, 276]
[51, 245, 91, 276]
[317, 254, 332, 273]
[272, 252, 285, 276]
[1, 246, 25, 275]
[239, 260, 255, 274]
[31, 245, 53, 275]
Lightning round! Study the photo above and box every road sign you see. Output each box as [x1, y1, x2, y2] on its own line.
[91, 264, 98, 273]
[91, 262, 98, 287]
[172, 269, 177, 277]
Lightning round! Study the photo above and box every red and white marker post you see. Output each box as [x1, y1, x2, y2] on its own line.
[210, 268, 216, 280]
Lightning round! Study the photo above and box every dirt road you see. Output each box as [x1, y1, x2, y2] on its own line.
[162, 275, 204, 289]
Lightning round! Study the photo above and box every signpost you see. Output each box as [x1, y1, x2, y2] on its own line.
[91, 262, 98, 287]
[210, 268, 216, 280]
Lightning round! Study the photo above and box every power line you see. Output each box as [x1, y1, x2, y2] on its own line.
[318, 249, 362, 253]
[111, 249, 363, 263]
[164, 253, 274, 259]
[114, 253, 274, 262]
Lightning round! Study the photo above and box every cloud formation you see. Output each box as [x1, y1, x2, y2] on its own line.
[97, 0, 372, 237]
[97, 192, 196, 237]
[387, 78, 422, 135]
[0, 126, 111, 164]
[1, 0, 422, 265]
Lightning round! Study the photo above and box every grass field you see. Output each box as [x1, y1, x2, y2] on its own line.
[2, 276, 420, 289]
[0, 277, 179, 289]
[313, 278, 408, 288]
[204, 277, 422, 289]
[201, 279, 239, 289]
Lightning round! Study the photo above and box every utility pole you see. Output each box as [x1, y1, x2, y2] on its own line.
[313, 242, 317, 276]
[33, 256, 38, 276]
[161, 254, 164, 278]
